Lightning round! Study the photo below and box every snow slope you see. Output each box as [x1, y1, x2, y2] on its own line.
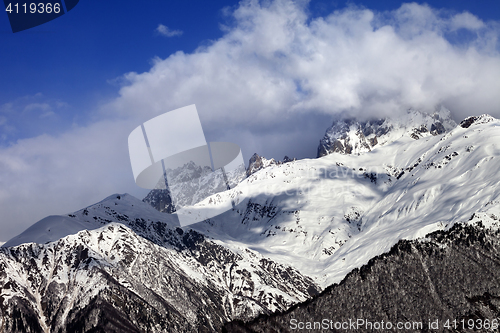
[3, 193, 180, 248]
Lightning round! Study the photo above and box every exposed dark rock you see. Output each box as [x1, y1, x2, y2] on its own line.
[142, 188, 176, 213]
[460, 114, 496, 129]
[430, 122, 445, 135]
[246, 153, 279, 176]
[317, 119, 372, 157]
[317, 110, 457, 158]
[460, 116, 479, 128]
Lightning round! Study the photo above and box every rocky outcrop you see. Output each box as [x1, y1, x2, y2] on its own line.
[246, 153, 278, 177]
[143, 187, 176, 213]
[246, 153, 296, 177]
[460, 114, 496, 128]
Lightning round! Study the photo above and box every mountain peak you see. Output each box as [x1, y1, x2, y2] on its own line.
[2, 193, 178, 248]
[246, 153, 278, 176]
[460, 114, 496, 128]
[317, 108, 457, 158]
[246, 153, 296, 176]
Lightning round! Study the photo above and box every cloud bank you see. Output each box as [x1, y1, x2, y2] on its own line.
[1, 0, 500, 241]
[116, 0, 500, 123]
[156, 24, 183, 37]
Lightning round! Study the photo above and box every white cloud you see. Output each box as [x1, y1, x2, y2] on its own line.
[0, 119, 150, 241]
[0, 95, 72, 144]
[450, 12, 485, 31]
[156, 24, 183, 37]
[39, 111, 56, 118]
[24, 102, 51, 113]
[1, 0, 500, 241]
[114, 1, 500, 125]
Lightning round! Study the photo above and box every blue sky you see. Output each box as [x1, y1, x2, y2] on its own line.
[0, 0, 499, 241]
[0, 0, 240, 140]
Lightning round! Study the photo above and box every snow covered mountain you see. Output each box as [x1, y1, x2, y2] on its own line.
[143, 153, 292, 214]
[183, 113, 499, 288]
[0, 195, 318, 332]
[1, 112, 500, 331]
[317, 107, 457, 157]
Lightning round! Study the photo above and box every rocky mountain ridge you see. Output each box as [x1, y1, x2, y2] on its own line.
[317, 108, 457, 157]
[143, 160, 246, 214]
[0, 195, 319, 332]
[144, 153, 295, 213]
[246, 154, 296, 177]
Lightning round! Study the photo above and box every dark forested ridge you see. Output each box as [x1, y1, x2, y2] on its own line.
[225, 222, 500, 332]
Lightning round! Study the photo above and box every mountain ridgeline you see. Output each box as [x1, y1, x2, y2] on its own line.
[143, 153, 295, 213]
[0, 110, 499, 332]
[317, 108, 457, 157]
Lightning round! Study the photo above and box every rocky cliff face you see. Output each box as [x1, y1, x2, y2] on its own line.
[225, 221, 500, 332]
[317, 108, 457, 157]
[143, 186, 176, 213]
[246, 153, 279, 177]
